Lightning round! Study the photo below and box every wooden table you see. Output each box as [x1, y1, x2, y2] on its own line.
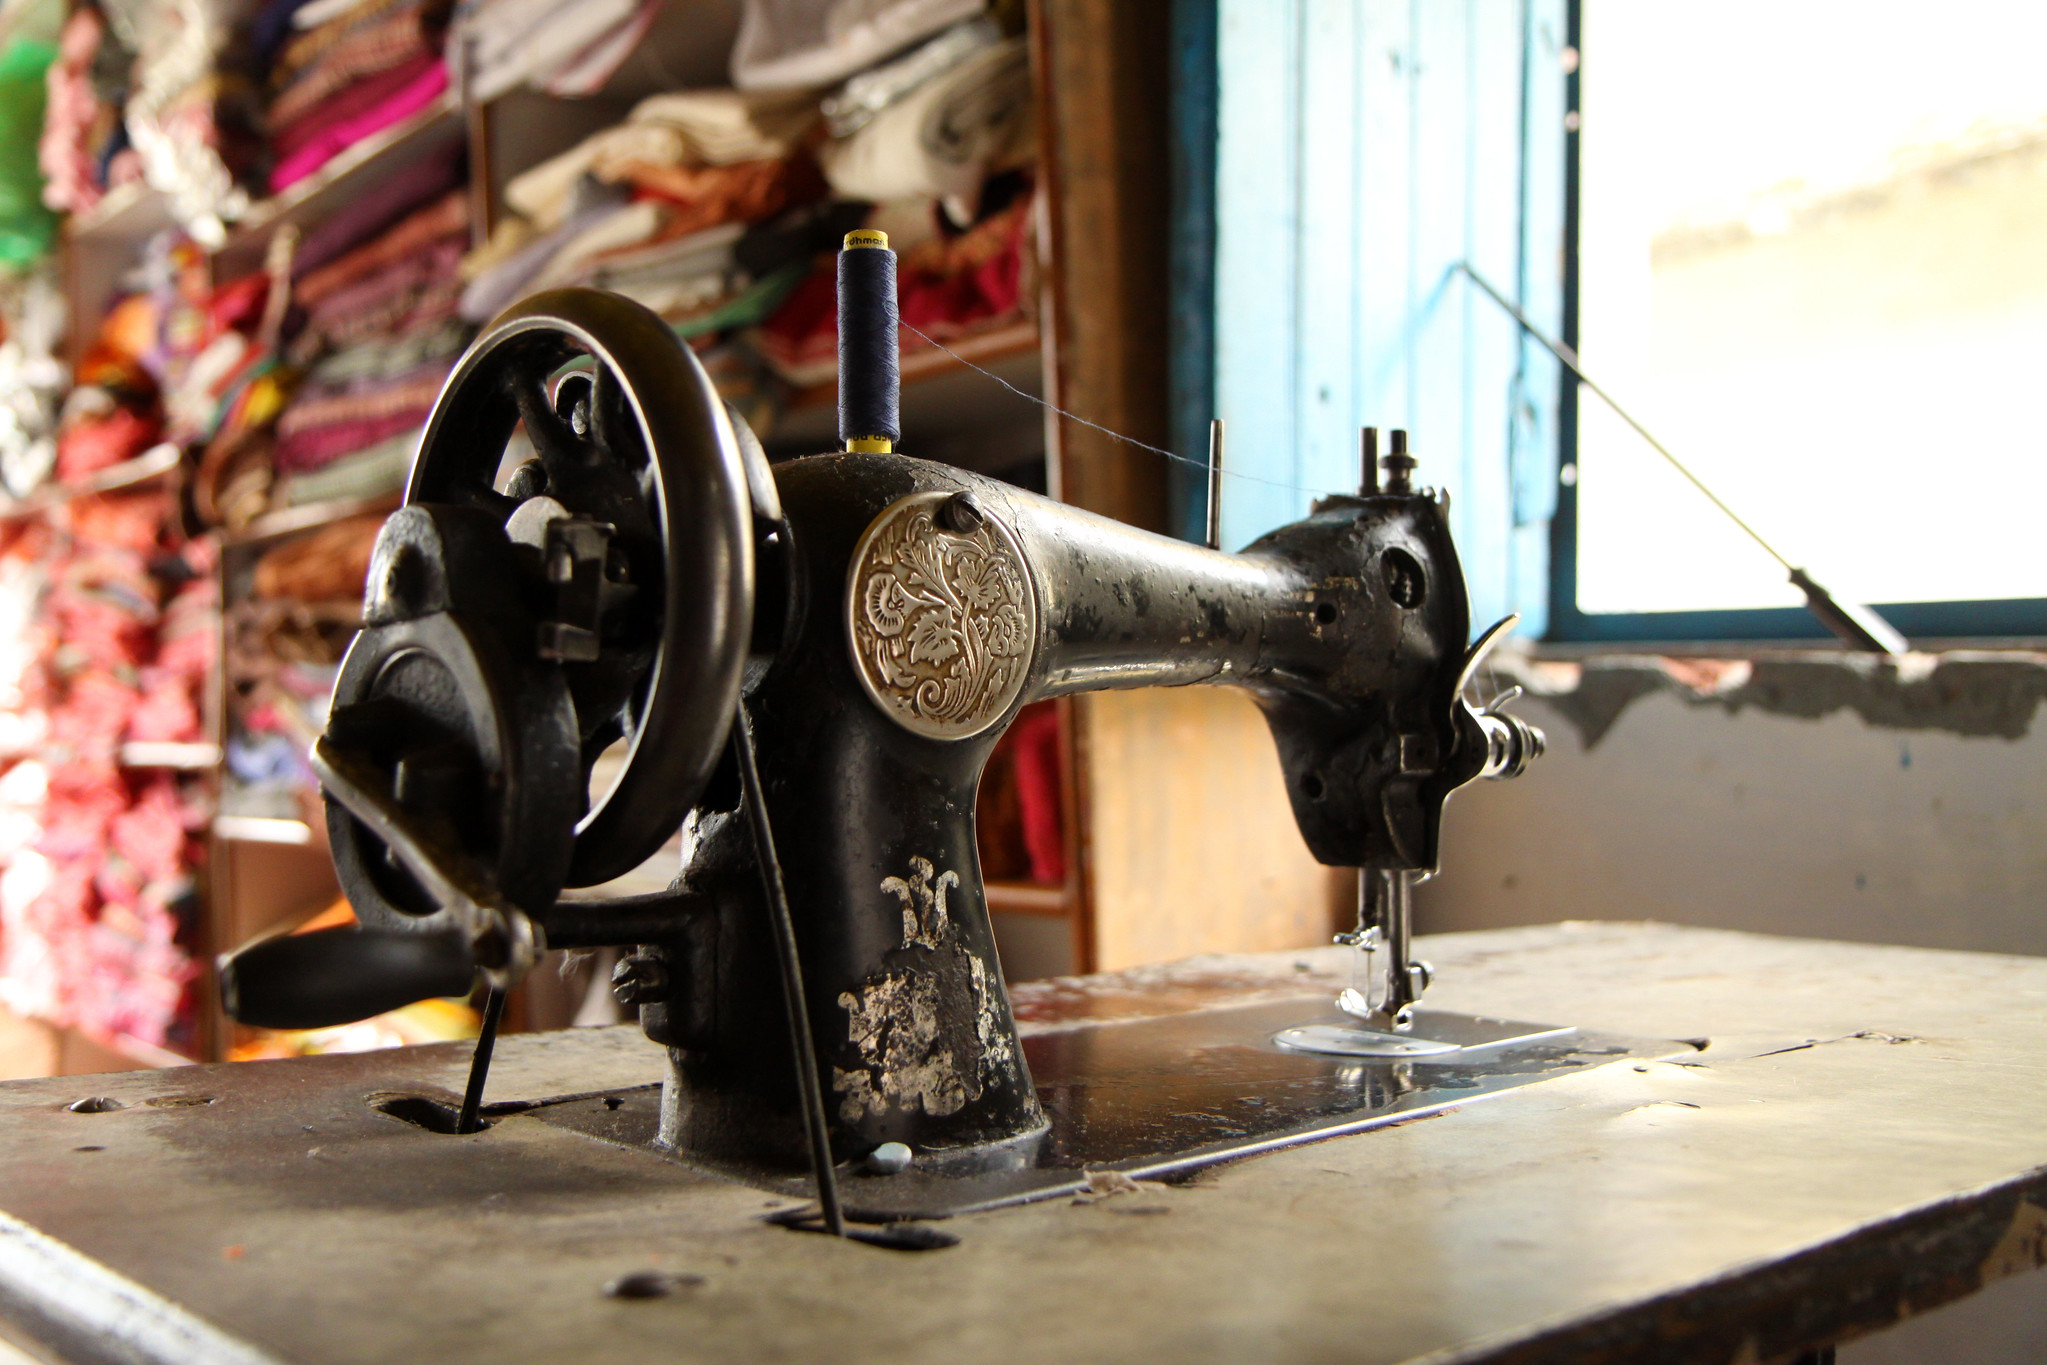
[0, 922, 2042, 1364]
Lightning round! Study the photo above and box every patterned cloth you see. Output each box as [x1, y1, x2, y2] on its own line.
[269, 55, 447, 192]
[267, 2, 435, 128]
[296, 188, 468, 307]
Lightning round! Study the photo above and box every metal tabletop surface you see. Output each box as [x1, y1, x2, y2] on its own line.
[0, 921, 2042, 1365]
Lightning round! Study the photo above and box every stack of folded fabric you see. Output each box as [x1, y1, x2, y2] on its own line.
[269, 161, 470, 502]
[39, 4, 141, 217]
[453, 0, 658, 103]
[253, 0, 453, 195]
[731, 4, 1037, 387]
[220, 514, 379, 823]
[460, 85, 823, 334]
[813, 22, 1030, 227]
[0, 490, 213, 1056]
[106, 0, 260, 243]
[0, 292, 220, 1057]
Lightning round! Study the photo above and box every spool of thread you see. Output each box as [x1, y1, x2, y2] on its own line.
[837, 229, 900, 453]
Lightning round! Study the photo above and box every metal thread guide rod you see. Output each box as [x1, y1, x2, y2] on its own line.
[1359, 427, 1379, 495]
[1205, 418, 1224, 550]
[1454, 262, 1906, 655]
[456, 987, 506, 1134]
[732, 705, 846, 1239]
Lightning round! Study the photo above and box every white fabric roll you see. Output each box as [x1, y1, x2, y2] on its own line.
[815, 37, 1031, 209]
[504, 87, 818, 226]
[730, 0, 981, 92]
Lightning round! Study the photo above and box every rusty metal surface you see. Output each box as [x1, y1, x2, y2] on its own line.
[0, 924, 2042, 1365]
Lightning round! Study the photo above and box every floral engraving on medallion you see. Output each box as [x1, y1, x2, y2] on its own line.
[845, 491, 1036, 740]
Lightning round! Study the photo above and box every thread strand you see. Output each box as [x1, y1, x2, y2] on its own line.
[897, 322, 1349, 499]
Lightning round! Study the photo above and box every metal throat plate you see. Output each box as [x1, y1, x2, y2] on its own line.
[531, 998, 1692, 1220]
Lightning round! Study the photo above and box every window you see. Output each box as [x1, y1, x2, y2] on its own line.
[1201, 1, 2047, 644]
[1559, 0, 2047, 641]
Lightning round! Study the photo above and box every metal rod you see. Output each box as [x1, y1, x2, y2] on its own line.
[457, 987, 505, 1134]
[1359, 427, 1379, 495]
[731, 704, 845, 1238]
[1458, 261, 1907, 655]
[1385, 872, 1414, 1021]
[1454, 262, 1793, 571]
[1206, 418, 1224, 551]
[1363, 871, 1418, 1031]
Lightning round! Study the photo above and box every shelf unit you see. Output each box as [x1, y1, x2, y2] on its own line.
[38, 0, 1336, 1073]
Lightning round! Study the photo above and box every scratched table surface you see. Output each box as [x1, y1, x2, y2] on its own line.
[0, 921, 2043, 1365]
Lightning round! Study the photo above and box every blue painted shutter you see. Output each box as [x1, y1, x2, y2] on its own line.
[1210, 0, 1567, 636]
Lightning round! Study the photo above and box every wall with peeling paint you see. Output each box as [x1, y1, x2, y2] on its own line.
[1420, 653, 2047, 956]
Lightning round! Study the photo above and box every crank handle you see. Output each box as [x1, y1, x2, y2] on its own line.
[311, 737, 545, 989]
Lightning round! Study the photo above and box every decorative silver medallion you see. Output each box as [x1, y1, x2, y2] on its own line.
[845, 491, 1037, 740]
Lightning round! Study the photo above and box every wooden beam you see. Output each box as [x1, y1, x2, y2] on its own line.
[1030, 0, 1174, 531]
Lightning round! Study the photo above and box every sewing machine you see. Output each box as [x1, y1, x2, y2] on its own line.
[7, 240, 2037, 1365]
[212, 234, 1633, 1234]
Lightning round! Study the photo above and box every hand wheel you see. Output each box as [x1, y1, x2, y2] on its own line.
[321, 288, 757, 954]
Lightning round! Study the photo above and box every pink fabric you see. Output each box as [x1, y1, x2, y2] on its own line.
[269, 58, 448, 193]
[271, 49, 438, 161]
[274, 410, 432, 470]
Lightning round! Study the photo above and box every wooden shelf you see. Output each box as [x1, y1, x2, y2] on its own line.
[66, 95, 463, 271]
[986, 881, 1071, 916]
[0, 443, 181, 521]
[118, 742, 221, 770]
[64, 181, 177, 245]
[213, 816, 315, 846]
[215, 95, 466, 275]
[784, 320, 1041, 412]
[225, 493, 402, 548]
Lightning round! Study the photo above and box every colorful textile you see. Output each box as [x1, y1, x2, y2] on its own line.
[276, 366, 445, 441]
[269, 55, 447, 193]
[298, 233, 465, 351]
[270, 48, 436, 160]
[296, 188, 467, 307]
[504, 87, 818, 227]
[614, 152, 826, 242]
[0, 501, 215, 1054]
[40, 8, 109, 214]
[280, 426, 414, 504]
[267, 2, 436, 128]
[271, 0, 417, 89]
[291, 142, 462, 276]
[274, 409, 432, 471]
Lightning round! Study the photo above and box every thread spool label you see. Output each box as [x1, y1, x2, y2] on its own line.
[845, 492, 1037, 740]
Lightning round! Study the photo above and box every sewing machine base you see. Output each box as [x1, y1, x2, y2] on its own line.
[524, 998, 1689, 1220]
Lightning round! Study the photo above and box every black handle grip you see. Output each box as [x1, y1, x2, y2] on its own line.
[219, 927, 476, 1030]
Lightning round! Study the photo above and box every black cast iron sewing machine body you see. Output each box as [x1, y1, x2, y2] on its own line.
[222, 246, 1567, 1215]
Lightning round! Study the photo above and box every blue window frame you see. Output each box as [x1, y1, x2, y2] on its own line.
[1192, 0, 2047, 645]
[1549, 0, 2047, 645]
[1197, 0, 1568, 638]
